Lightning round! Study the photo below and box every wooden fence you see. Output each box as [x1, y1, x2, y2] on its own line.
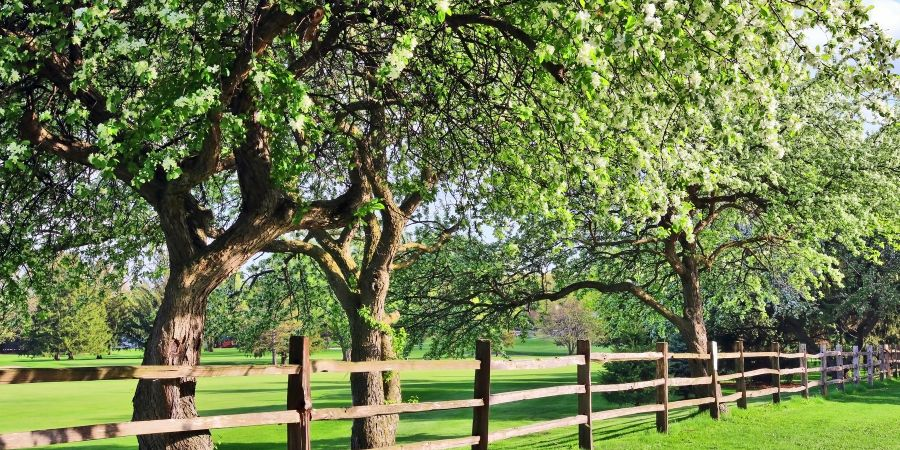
[0, 338, 898, 450]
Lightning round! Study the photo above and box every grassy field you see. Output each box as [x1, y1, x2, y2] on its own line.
[1, 340, 898, 449]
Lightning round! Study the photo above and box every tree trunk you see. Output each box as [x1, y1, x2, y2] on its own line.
[132, 264, 225, 450]
[67, 352, 74, 360]
[347, 309, 401, 449]
[677, 257, 725, 412]
[342, 346, 352, 362]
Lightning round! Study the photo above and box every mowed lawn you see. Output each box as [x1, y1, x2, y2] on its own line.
[1, 340, 898, 449]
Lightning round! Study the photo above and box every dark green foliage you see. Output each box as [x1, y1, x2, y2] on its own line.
[597, 360, 657, 406]
[23, 256, 114, 359]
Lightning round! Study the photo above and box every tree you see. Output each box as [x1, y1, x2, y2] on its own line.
[391, 236, 537, 358]
[767, 241, 900, 347]
[109, 283, 165, 350]
[400, 24, 897, 406]
[248, 319, 304, 364]
[0, 278, 26, 345]
[4, 1, 897, 448]
[24, 256, 114, 359]
[497, 78, 898, 401]
[322, 300, 353, 361]
[538, 298, 600, 355]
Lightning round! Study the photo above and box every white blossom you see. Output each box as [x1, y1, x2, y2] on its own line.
[289, 115, 304, 133]
[591, 72, 603, 89]
[435, 0, 451, 17]
[577, 42, 596, 66]
[576, 10, 591, 28]
[688, 71, 702, 89]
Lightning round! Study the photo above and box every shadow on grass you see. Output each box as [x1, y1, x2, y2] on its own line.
[821, 380, 900, 406]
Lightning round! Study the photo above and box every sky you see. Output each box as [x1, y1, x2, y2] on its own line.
[867, 0, 900, 40]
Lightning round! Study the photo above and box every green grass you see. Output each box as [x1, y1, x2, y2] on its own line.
[1, 341, 898, 449]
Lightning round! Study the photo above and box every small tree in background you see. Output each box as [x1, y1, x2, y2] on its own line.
[538, 298, 601, 355]
[322, 301, 352, 361]
[25, 256, 114, 359]
[106, 283, 163, 351]
[251, 320, 301, 365]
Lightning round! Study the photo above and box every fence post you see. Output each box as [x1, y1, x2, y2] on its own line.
[576, 339, 593, 449]
[286, 336, 311, 450]
[852, 346, 860, 385]
[800, 343, 809, 399]
[655, 342, 669, 433]
[866, 345, 874, 386]
[891, 346, 896, 378]
[736, 340, 747, 409]
[820, 343, 828, 397]
[708, 341, 720, 419]
[879, 345, 885, 381]
[472, 339, 491, 450]
[888, 347, 900, 378]
[836, 344, 845, 392]
[886, 344, 892, 380]
[771, 342, 781, 404]
[734, 339, 747, 409]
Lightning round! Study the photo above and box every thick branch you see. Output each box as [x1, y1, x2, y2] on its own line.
[3, 28, 113, 124]
[445, 14, 566, 83]
[18, 109, 96, 166]
[184, 4, 324, 184]
[263, 238, 355, 305]
[309, 229, 358, 280]
[663, 235, 686, 275]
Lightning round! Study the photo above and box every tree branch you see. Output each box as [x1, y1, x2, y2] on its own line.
[391, 222, 461, 270]
[445, 14, 566, 83]
[702, 235, 782, 270]
[262, 238, 355, 302]
[517, 280, 684, 328]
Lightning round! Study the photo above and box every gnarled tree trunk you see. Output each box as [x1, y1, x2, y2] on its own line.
[131, 250, 248, 450]
[347, 311, 401, 449]
[676, 256, 725, 411]
[132, 185, 300, 450]
[133, 265, 216, 450]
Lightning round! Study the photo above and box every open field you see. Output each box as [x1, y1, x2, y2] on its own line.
[1, 339, 898, 449]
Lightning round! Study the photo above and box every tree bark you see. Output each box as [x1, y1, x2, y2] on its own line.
[347, 310, 401, 449]
[676, 257, 725, 412]
[132, 264, 221, 450]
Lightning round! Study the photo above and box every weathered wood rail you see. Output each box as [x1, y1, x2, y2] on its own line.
[0, 339, 897, 450]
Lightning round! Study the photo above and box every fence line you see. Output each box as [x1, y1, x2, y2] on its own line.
[0, 339, 898, 449]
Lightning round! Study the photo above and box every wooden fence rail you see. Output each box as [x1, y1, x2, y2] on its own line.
[0, 339, 897, 450]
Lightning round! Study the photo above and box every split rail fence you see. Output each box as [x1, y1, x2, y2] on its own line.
[0, 338, 898, 450]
